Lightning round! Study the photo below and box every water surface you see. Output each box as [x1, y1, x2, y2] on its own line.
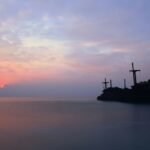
[0, 97, 150, 150]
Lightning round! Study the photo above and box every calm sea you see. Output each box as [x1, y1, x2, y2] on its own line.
[0, 97, 150, 150]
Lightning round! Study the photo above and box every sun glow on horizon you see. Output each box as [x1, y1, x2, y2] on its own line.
[0, 84, 6, 89]
[0, 0, 149, 96]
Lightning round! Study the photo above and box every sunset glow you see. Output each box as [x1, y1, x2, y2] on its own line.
[0, 0, 150, 96]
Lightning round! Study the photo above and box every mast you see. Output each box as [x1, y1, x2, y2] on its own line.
[102, 78, 109, 89]
[110, 79, 112, 88]
[124, 78, 127, 89]
[129, 62, 140, 86]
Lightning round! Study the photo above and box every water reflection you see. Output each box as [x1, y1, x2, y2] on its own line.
[0, 98, 149, 150]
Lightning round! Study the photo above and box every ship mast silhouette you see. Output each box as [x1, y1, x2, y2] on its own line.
[124, 79, 127, 89]
[110, 79, 112, 88]
[102, 78, 109, 89]
[129, 62, 141, 86]
[97, 63, 150, 102]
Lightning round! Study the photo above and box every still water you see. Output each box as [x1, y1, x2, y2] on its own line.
[0, 97, 150, 150]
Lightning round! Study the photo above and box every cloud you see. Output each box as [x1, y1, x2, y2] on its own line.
[0, 0, 149, 96]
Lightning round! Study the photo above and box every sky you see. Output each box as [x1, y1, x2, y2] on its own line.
[0, 0, 150, 97]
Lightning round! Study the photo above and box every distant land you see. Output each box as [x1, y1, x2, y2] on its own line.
[97, 63, 150, 103]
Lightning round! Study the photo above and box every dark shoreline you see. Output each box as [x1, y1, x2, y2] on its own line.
[97, 79, 150, 104]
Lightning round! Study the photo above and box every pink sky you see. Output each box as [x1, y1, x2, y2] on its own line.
[0, 0, 150, 96]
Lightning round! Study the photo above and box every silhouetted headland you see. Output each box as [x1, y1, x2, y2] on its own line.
[97, 63, 150, 103]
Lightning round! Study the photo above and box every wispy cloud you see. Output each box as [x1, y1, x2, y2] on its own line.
[0, 0, 149, 96]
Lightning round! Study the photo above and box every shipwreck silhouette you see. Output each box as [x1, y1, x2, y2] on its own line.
[97, 63, 150, 103]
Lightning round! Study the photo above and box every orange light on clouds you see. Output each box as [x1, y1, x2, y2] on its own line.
[0, 54, 71, 87]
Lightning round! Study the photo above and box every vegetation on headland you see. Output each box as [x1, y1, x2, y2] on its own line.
[97, 63, 150, 103]
[97, 80, 150, 103]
